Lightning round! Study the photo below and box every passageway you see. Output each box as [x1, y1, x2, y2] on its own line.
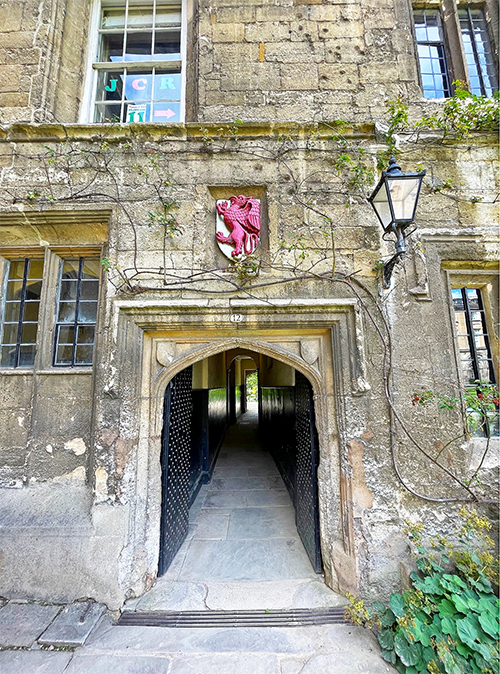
[128, 405, 345, 612]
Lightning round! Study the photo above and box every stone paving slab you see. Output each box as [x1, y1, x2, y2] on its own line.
[0, 613, 397, 674]
[0, 602, 61, 647]
[294, 652, 396, 673]
[78, 623, 396, 672]
[192, 510, 230, 540]
[204, 579, 347, 611]
[38, 601, 106, 647]
[84, 622, 318, 654]
[245, 489, 292, 507]
[203, 490, 248, 508]
[227, 506, 297, 539]
[169, 653, 279, 673]
[65, 654, 172, 673]
[292, 580, 348, 609]
[181, 538, 317, 582]
[133, 580, 207, 612]
[210, 476, 282, 490]
[0, 650, 73, 674]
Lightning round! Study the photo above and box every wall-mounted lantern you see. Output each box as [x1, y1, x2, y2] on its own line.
[368, 156, 426, 287]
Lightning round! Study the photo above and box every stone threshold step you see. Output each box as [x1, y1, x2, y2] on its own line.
[118, 607, 346, 628]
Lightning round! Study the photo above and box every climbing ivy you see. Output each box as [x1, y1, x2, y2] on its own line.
[385, 82, 500, 144]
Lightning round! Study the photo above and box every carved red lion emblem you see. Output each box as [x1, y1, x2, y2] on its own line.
[216, 195, 261, 259]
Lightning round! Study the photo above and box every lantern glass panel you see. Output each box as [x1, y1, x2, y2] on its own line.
[371, 184, 393, 229]
[386, 176, 421, 222]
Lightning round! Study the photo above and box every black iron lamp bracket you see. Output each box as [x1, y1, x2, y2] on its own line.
[382, 252, 404, 288]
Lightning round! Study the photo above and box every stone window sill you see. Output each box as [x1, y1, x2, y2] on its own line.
[0, 368, 93, 375]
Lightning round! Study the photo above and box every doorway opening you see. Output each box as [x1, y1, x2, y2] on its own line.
[149, 348, 340, 611]
[159, 349, 322, 574]
[245, 370, 258, 411]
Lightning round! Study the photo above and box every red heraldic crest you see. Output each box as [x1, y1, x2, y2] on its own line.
[216, 195, 261, 261]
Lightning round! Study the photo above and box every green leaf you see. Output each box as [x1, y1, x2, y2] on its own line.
[478, 597, 499, 616]
[378, 628, 395, 650]
[372, 600, 386, 614]
[443, 574, 467, 589]
[414, 609, 429, 624]
[474, 641, 494, 662]
[472, 577, 492, 593]
[415, 659, 430, 674]
[455, 642, 473, 658]
[416, 558, 431, 573]
[451, 594, 470, 614]
[472, 651, 490, 671]
[422, 646, 437, 665]
[381, 649, 396, 665]
[389, 594, 406, 618]
[394, 632, 421, 667]
[439, 647, 462, 674]
[413, 574, 442, 596]
[432, 614, 442, 632]
[437, 598, 457, 618]
[470, 658, 484, 674]
[410, 618, 432, 647]
[456, 615, 481, 650]
[395, 662, 406, 674]
[478, 613, 499, 639]
[380, 608, 396, 627]
[441, 616, 458, 640]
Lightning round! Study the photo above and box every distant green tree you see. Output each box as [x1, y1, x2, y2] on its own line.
[246, 371, 258, 403]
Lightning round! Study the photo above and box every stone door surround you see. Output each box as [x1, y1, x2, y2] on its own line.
[114, 298, 370, 596]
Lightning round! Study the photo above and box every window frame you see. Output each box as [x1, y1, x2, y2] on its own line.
[413, 7, 453, 99]
[0, 247, 103, 373]
[458, 6, 499, 97]
[411, 1, 499, 99]
[446, 269, 499, 439]
[0, 256, 45, 369]
[53, 256, 101, 368]
[80, 0, 188, 124]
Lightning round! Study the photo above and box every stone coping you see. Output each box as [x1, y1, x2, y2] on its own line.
[0, 121, 496, 146]
[0, 121, 375, 143]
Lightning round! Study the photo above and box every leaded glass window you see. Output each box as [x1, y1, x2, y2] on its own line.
[452, 287, 498, 437]
[54, 258, 100, 367]
[0, 258, 44, 368]
[459, 8, 498, 97]
[93, 1, 182, 123]
[413, 9, 452, 98]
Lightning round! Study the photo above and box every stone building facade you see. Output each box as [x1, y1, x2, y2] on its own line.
[0, 0, 498, 609]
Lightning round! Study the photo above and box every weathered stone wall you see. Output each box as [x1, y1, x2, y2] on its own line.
[1, 0, 497, 124]
[196, 0, 420, 123]
[0, 0, 498, 608]
[0, 0, 90, 124]
[0, 122, 497, 606]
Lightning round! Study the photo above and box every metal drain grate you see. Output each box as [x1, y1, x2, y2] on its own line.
[118, 608, 346, 628]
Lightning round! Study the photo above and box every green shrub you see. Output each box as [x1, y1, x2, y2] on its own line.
[346, 508, 499, 674]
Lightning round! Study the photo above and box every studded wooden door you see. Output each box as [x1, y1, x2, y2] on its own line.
[294, 372, 322, 573]
[159, 366, 193, 576]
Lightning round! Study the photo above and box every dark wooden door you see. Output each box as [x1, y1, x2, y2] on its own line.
[159, 366, 193, 576]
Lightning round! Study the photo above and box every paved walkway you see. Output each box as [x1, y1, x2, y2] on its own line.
[0, 406, 398, 673]
[0, 613, 397, 673]
[126, 405, 345, 612]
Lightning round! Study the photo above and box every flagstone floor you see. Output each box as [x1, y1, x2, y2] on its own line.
[125, 404, 346, 612]
[0, 405, 398, 674]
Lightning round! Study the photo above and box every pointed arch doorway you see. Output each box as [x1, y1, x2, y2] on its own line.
[158, 348, 324, 592]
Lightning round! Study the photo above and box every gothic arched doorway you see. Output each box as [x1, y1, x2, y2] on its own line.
[158, 349, 322, 579]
